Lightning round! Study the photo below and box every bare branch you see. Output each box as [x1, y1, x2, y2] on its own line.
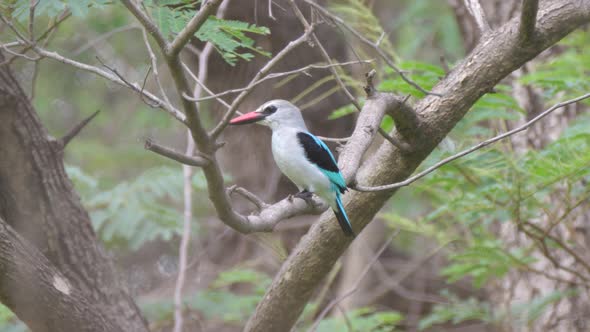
[28, 0, 39, 40]
[173, 131, 194, 332]
[227, 185, 269, 211]
[353, 92, 590, 192]
[167, 0, 223, 57]
[519, 0, 539, 42]
[183, 60, 372, 103]
[464, 0, 490, 34]
[30, 45, 186, 123]
[303, 0, 441, 97]
[145, 138, 210, 167]
[289, 0, 362, 111]
[141, 27, 173, 107]
[58, 110, 100, 148]
[181, 61, 231, 109]
[338, 92, 413, 182]
[120, 0, 168, 51]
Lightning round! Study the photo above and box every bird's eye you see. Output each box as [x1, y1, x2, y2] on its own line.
[262, 105, 277, 115]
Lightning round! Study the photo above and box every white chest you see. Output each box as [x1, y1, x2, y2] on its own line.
[271, 129, 330, 193]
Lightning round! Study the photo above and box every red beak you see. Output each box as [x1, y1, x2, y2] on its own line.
[229, 111, 266, 125]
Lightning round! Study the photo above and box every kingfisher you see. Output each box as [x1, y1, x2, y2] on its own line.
[229, 100, 354, 237]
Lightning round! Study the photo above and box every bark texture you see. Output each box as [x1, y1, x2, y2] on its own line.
[245, 1, 590, 331]
[0, 52, 148, 331]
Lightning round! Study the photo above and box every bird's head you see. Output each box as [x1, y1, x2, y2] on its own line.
[229, 99, 305, 130]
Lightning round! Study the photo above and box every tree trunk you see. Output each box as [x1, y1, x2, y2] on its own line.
[0, 52, 148, 331]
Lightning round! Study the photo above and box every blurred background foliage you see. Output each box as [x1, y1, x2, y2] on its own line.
[1, 0, 589, 331]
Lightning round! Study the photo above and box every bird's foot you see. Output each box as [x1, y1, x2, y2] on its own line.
[292, 189, 315, 207]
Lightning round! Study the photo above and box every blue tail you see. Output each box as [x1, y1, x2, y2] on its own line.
[334, 195, 355, 237]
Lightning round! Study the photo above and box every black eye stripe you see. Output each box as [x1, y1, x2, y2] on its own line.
[263, 105, 277, 115]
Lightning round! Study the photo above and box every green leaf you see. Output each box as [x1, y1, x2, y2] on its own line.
[195, 17, 270, 66]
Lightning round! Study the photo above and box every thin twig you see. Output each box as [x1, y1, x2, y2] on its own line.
[173, 132, 194, 332]
[183, 60, 372, 103]
[289, 2, 409, 152]
[145, 138, 210, 167]
[303, 0, 441, 97]
[96, 56, 162, 108]
[29, 0, 40, 40]
[59, 110, 100, 148]
[25, 45, 185, 122]
[353, 92, 590, 192]
[181, 61, 231, 109]
[141, 27, 172, 107]
[227, 185, 269, 211]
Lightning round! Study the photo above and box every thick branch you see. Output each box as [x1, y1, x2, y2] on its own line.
[520, 0, 539, 42]
[0, 217, 115, 332]
[246, 1, 590, 331]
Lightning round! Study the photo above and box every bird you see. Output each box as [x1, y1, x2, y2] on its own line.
[229, 99, 354, 237]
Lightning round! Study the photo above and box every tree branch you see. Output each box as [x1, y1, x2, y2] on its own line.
[245, 2, 590, 330]
[120, 0, 168, 51]
[0, 217, 120, 332]
[303, 0, 441, 96]
[167, 0, 223, 57]
[58, 110, 100, 148]
[464, 0, 490, 34]
[183, 60, 372, 103]
[519, 0, 539, 42]
[353, 92, 590, 192]
[209, 26, 315, 138]
[31, 45, 186, 123]
[145, 138, 210, 167]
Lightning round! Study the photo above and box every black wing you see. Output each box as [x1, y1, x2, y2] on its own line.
[296, 132, 346, 193]
[296, 132, 339, 172]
